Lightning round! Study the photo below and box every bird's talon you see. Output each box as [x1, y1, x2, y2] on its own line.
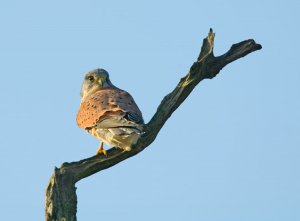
[96, 148, 107, 156]
[96, 142, 107, 156]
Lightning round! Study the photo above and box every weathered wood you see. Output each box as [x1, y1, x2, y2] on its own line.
[45, 29, 262, 221]
[45, 168, 77, 221]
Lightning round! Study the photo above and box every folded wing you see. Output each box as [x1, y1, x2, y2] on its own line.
[76, 88, 144, 129]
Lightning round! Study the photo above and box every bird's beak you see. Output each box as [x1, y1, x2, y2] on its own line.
[98, 78, 103, 86]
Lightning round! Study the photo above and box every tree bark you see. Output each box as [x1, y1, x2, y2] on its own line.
[45, 29, 262, 221]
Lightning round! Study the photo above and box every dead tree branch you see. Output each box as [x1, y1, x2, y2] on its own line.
[45, 29, 262, 221]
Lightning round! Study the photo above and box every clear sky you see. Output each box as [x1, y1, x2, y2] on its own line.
[0, 1, 299, 220]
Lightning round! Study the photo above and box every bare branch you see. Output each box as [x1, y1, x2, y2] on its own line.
[45, 29, 262, 221]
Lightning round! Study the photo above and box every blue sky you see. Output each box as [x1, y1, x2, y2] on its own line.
[0, 1, 299, 220]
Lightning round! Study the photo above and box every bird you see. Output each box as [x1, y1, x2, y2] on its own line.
[76, 68, 144, 156]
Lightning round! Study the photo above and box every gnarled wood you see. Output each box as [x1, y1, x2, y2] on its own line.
[45, 29, 262, 221]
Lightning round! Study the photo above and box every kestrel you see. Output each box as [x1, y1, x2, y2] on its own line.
[76, 69, 144, 156]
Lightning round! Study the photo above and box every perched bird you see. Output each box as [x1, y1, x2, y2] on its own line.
[76, 68, 144, 156]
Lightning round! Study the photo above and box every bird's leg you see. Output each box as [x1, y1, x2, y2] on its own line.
[90, 128, 107, 156]
[96, 141, 107, 156]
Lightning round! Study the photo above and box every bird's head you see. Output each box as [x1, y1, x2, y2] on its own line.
[80, 68, 114, 100]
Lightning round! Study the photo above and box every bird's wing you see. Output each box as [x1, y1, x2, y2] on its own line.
[76, 88, 144, 129]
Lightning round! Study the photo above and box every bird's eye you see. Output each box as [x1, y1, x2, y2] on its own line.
[87, 76, 94, 82]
